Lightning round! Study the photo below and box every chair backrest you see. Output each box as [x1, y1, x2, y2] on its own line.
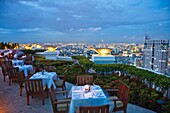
[24, 61, 33, 65]
[25, 54, 32, 61]
[50, 91, 69, 103]
[1, 62, 8, 76]
[7, 53, 13, 60]
[25, 79, 43, 95]
[44, 66, 56, 72]
[76, 75, 93, 86]
[18, 71, 26, 80]
[18, 71, 27, 86]
[50, 91, 70, 113]
[8, 67, 19, 79]
[50, 91, 56, 103]
[4, 61, 12, 68]
[118, 81, 130, 104]
[0, 57, 6, 65]
[77, 104, 109, 113]
[34, 65, 40, 73]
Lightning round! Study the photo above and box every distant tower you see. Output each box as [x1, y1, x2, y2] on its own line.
[101, 39, 105, 48]
[143, 35, 169, 74]
[145, 34, 149, 40]
[144, 34, 149, 50]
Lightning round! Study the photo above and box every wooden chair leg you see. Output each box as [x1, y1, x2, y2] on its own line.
[9, 80, 11, 86]
[46, 89, 49, 98]
[20, 87, 22, 96]
[124, 109, 127, 113]
[51, 86, 54, 91]
[62, 87, 65, 95]
[27, 95, 29, 105]
[42, 95, 44, 105]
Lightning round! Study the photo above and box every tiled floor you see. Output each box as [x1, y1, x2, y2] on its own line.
[0, 68, 156, 113]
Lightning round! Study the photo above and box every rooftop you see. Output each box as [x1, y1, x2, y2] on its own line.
[0, 68, 156, 113]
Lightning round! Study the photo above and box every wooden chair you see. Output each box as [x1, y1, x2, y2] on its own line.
[44, 66, 56, 72]
[7, 67, 20, 86]
[18, 71, 27, 96]
[7, 53, 13, 61]
[4, 61, 12, 68]
[1, 61, 13, 82]
[24, 60, 33, 65]
[107, 81, 130, 113]
[76, 104, 109, 113]
[54, 74, 66, 91]
[34, 65, 40, 73]
[26, 65, 40, 78]
[25, 54, 32, 61]
[76, 75, 94, 86]
[25, 79, 48, 105]
[50, 91, 71, 113]
[0, 57, 6, 66]
[1, 62, 8, 82]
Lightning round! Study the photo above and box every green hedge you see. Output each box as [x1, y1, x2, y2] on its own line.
[21, 49, 46, 54]
[71, 57, 170, 91]
[76, 61, 170, 92]
[64, 64, 86, 84]
[72, 56, 87, 60]
[54, 57, 170, 112]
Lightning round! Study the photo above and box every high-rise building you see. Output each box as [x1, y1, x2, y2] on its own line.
[143, 35, 169, 74]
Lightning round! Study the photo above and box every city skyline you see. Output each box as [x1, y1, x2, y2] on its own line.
[0, 0, 170, 43]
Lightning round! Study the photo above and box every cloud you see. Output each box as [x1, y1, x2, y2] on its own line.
[129, 1, 142, 6]
[0, 27, 40, 33]
[69, 28, 74, 31]
[0, 0, 170, 42]
[88, 27, 102, 31]
[73, 15, 85, 19]
[0, 28, 11, 34]
[56, 17, 61, 21]
[0, 28, 6, 31]
[19, 1, 39, 8]
[78, 27, 102, 32]
[78, 28, 86, 32]
[19, 0, 57, 11]
[17, 28, 40, 32]
[159, 23, 163, 26]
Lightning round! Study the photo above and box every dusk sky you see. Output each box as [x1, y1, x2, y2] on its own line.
[0, 0, 170, 43]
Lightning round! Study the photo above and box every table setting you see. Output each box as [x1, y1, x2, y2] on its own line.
[30, 71, 57, 89]
[13, 64, 33, 77]
[12, 59, 24, 66]
[69, 85, 114, 113]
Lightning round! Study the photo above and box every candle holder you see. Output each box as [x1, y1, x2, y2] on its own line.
[85, 85, 90, 92]
[42, 70, 45, 75]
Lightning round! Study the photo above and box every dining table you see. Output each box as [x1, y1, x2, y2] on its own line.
[13, 64, 33, 77]
[68, 85, 114, 113]
[12, 59, 24, 66]
[29, 71, 57, 89]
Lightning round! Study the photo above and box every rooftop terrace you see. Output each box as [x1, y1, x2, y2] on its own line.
[0, 68, 156, 113]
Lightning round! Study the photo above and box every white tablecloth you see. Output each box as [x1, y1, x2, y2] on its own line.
[69, 85, 114, 113]
[14, 65, 33, 77]
[30, 72, 57, 89]
[12, 60, 24, 66]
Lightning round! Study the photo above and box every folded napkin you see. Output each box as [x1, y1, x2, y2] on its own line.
[73, 86, 82, 90]
[84, 92, 93, 98]
[73, 92, 83, 99]
[94, 91, 105, 98]
[91, 85, 102, 91]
